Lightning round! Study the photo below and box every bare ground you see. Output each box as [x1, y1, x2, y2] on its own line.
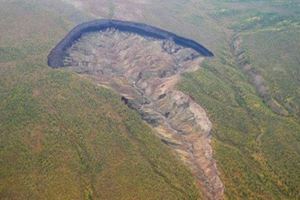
[63, 29, 224, 199]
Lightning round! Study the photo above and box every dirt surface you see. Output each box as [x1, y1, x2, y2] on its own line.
[62, 29, 224, 199]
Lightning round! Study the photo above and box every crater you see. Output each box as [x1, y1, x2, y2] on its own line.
[48, 19, 223, 199]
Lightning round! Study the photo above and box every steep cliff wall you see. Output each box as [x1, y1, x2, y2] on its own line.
[48, 19, 213, 67]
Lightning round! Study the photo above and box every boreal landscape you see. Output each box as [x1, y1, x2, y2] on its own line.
[0, 0, 299, 200]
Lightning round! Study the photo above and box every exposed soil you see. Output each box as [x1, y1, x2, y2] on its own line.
[61, 29, 223, 199]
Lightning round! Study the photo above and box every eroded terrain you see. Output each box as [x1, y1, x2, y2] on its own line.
[63, 29, 224, 199]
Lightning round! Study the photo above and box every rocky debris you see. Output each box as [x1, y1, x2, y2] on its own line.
[58, 29, 224, 199]
[162, 40, 182, 54]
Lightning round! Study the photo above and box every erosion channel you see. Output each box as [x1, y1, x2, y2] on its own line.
[48, 19, 224, 200]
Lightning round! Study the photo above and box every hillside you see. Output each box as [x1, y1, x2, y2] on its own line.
[1, 0, 300, 200]
[177, 1, 300, 199]
[0, 1, 200, 199]
[61, 0, 300, 199]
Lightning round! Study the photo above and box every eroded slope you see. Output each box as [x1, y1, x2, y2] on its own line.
[62, 29, 224, 199]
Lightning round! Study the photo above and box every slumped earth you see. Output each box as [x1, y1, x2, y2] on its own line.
[63, 29, 224, 199]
